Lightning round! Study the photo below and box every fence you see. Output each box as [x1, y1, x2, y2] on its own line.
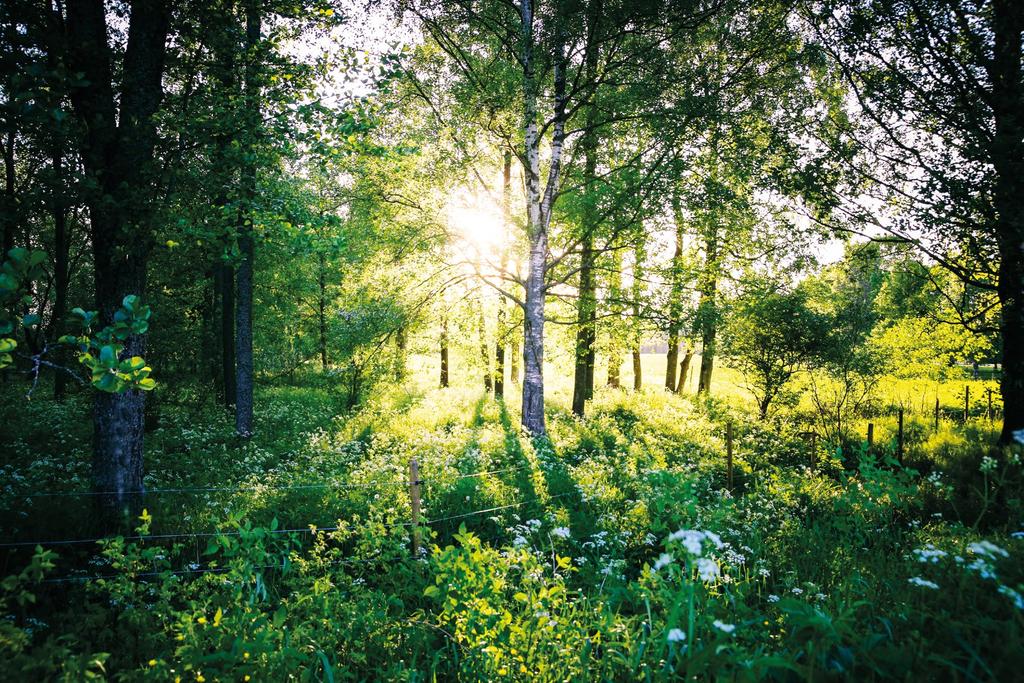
[0, 461, 568, 585]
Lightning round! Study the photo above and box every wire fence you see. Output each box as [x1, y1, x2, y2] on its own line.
[1, 461, 575, 587]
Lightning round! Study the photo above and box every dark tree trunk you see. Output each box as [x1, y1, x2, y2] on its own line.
[495, 312, 505, 399]
[666, 196, 685, 392]
[495, 149, 511, 400]
[697, 224, 718, 394]
[440, 317, 449, 388]
[510, 337, 519, 385]
[395, 325, 406, 381]
[50, 147, 70, 400]
[319, 251, 328, 369]
[571, 231, 596, 416]
[632, 239, 645, 392]
[65, 0, 170, 523]
[991, 0, 1024, 444]
[235, 0, 260, 438]
[677, 347, 693, 394]
[2, 128, 15, 255]
[220, 262, 236, 405]
[665, 338, 679, 392]
[479, 303, 491, 392]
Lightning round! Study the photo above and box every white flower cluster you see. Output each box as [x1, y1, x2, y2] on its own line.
[913, 544, 948, 564]
[980, 455, 998, 474]
[967, 540, 1009, 560]
[667, 529, 724, 556]
[551, 527, 571, 539]
[908, 576, 939, 589]
[712, 619, 736, 634]
[667, 628, 686, 642]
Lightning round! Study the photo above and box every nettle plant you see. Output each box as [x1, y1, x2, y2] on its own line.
[0, 248, 155, 392]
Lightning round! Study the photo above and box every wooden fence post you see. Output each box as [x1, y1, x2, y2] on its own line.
[934, 397, 940, 433]
[964, 386, 970, 423]
[897, 409, 904, 463]
[409, 459, 421, 557]
[867, 423, 874, 447]
[726, 421, 734, 490]
[987, 388, 993, 422]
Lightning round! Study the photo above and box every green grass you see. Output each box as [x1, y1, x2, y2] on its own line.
[0, 358, 1021, 681]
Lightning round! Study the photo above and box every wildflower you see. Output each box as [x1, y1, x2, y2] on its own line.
[967, 558, 997, 580]
[791, 587, 803, 596]
[667, 628, 686, 642]
[713, 620, 736, 634]
[1011, 531, 1024, 539]
[913, 544, 948, 563]
[908, 577, 939, 589]
[696, 557, 720, 581]
[767, 594, 780, 603]
[1012, 428, 1024, 445]
[653, 553, 673, 571]
[551, 527, 571, 539]
[669, 529, 705, 556]
[980, 456, 998, 474]
[967, 540, 1009, 559]
[998, 585, 1024, 610]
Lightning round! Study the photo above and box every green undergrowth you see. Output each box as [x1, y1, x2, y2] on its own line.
[1, 374, 1022, 681]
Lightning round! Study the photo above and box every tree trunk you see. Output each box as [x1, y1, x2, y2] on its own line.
[518, 0, 565, 436]
[319, 251, 328, 369]
[66, 0, 170, 522]
[607, 249, 623, 388]
[2, 128, 15, 255]
[220, 262, 236, 405]
[50, 147, 70, 400]
[697, 223, 718, 395]
[495, 149, 511, 400]
[234, 0, 260, 438]
[510, 337, 519, 385]
[439, 317, 449, 388]
[632, 237, 645, 391]
[571, 231, 596, 416]
[992, 0, 1024, 444]
[666, 195, 685, 392]
[394, 326, 406, 382]
[479, 302, 491, 392]
[677, 347, 693, 394]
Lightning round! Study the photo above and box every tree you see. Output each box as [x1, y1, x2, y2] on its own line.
[806, 0, 1024, 444]
[63, 0, 170, 516]
[723, 287, 828, 418]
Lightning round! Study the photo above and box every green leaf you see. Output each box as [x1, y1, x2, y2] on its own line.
[0, 338, 15, 353]
[94, 372, 121, 392]
[272, 606, 287, 628]
[136, 378, 157, 391]
[22, 313, 40, 327]
[121, 295, 140, 311]
[99, 345, 118, 369]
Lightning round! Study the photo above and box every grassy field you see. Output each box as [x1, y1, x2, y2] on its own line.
[0, 357, 1021, 681]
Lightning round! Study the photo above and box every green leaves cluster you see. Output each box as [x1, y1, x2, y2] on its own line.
[60, 295, 156, 393]
[0, 248, 48, 369]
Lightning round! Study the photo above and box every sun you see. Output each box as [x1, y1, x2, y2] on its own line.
[447, 189, 507, 268]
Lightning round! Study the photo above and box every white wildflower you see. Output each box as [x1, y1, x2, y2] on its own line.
[767, 594, 780, 603]
[913, 544, 948, 564]
[696, 557, 720, 582]
[653, 553, 673, 571]
[551, 527, 571, 539]
[967, 540, 1009, 559]
[667, 628, 686, 642]
[712, 620, 735, 634]
[908, 577, 939, 589]
[998, 585, 1024, 610]
[1012, 429, 1024, 445]
[980, 456, 998, 474]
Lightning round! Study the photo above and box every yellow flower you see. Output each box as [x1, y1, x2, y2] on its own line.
[197, 616, 207, 625]
[243, 652, 250, 660]
[148, 659, 157, 667]
[244, 677, 251, 682]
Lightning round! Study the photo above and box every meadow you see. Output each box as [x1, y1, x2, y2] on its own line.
[1, 355, 1020, 681]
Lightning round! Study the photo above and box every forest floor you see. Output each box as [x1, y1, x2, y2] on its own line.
[0, 356, 1021, 680]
